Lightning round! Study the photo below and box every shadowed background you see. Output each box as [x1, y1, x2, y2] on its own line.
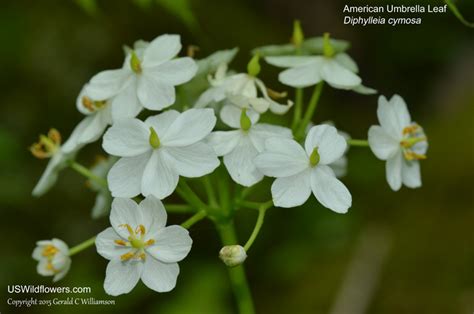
[0, 0, 473, 313]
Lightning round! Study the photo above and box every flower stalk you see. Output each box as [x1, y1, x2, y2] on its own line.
[296, 82, 324, 139]
[69, 161, 108, 188]
[68, 236, 96, 256]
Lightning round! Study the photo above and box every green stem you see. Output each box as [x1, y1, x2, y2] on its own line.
[243, 201, 272, 252]
[68, 236, 96, 256]
[166, 204, 195, 213]
[181, 210, 207, 229]
[445, 0, 474, 27]
[291, 88, 304, 131]
[202, 176, 218, 208]
[348, 139, 370, 147]
[296, 82, 324, 139]
[216, 222, 255, 314]
[176, 180, 210, 211]
[69, 161, 107, 188]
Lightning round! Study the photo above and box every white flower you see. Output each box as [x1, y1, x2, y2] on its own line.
[32, 238, 71, 282]
[73, 84, 113, 146]
[219, 245, 247, 267]
[85, 34, 197, 120]
[264, 34, 376, 94]
[255, 125, 352, 213]
[88, 156, 117, 219]
[102, 109, 219, 199]
[31, 122, 91, 196]
[368, 95, 428, 191]
[207, 105, 292, 186]
[95, 196, 192, 296]
[195, 63, 293, 114]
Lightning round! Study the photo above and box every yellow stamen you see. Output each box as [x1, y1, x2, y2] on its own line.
[120, 224, 135, 236]
[136, 224, 146, 236]
[404, 151, 427, 161]
[145, 239, 155, 246]
[120, 252, 135, 261]
[187, 45, 200, 57]
[30, 129, 62, 159]
[46, 262, 58, 272]
[402, 124, 419, 135]
[42, 245, 59, 257]
[114, 239, 127, 246]
[266, 88, 288, 100]
[138, 252, 146, 260]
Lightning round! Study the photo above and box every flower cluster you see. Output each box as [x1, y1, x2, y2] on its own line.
[30, 26, 428, 303]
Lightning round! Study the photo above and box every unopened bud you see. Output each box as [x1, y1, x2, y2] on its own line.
[292, 20, 304, 48]
[219, 245, 247, 267]
[323, 32, 335, 58]
[247, 53, 261, 77]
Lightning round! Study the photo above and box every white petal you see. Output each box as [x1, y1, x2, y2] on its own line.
[102, 119, 150, 157]
[85, 69, 132, 100]
[352, 84, 377, 95]
[220, 104, 259, 129]
[377, 95, 408, 138]
[305, 125, 347, 165]
[329, 156, 348, 178]
[107, 152, 151, 198]
[95, 227, 130, 260]
[368, 125, 400, 160]
[206, 130, 241, 156]
[265, 56, 319, 67]
[271, 169, 312, 208]
[161, 108, 216, 147]
[141, 150, 179, 200]
[104, 259, 142, 296]
[51, 238, 69, 253]
[151, 57, 197, 85]
[110, 198, 141, 237]
[165, 143, 219, 177]
[138, 195, 168, 231]
[142, 34, 181, 68]
[52, 258, 71, 282]
[311, 165, 351, 213]
[195, 86, 226, 108]
[141, 258, 179, 293]
[137, 75, 175, 110]
[91, 192, 111, 219]
[279, 64, 322, 88]
[144, 110, 180, 136]
[254, 138, 308, 177]
[386, 151, 403, 191]
[401, 160, 422, 189]
[77, 114, 108, 145]
[146, 225, 192, 263]
[389, 94, 411, 127]
[254, 78, 293, 114]
[111, 82, 143, 121]
[333, 53, 359, 73]
[62, 117, 93, 153]
[224, 137, 263, 186]
[320, 59, 361, 89]
[249, 124, 292, 152]
[32, 153, 64, 197]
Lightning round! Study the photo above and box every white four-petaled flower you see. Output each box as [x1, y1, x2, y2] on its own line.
[85, 34, 197, 120]
[95, 196, 192, 296]
[368, 95, 428, 191]
[207, 105, 292, 186]
[255, 125, 352, 213]
[32, 238, 71, 282]
[102, 109, 219, 199]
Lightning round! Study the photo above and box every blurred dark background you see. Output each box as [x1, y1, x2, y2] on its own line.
[0, 0, 473, 313]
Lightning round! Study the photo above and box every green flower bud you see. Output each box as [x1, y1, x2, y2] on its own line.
[240, 109, 252, 131]
[219, 245, 247, 267]
[292, 20, 304, 48]
[309, 147, 320, 167]
[247, 52, 261, 77]
[323, 32, 335, 58]
[130, 51, 142, 73]
[149, 127, 161, 149]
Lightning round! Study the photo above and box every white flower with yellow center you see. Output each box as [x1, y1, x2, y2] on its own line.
[102, 109, 219, 199]
[195, 55, 293, 114]
[84, 34, 197, 120]
[368, 95, 428, 191]
[95, 196, 192, 296]
[31, 123, 91, 196]
[255, 125, 352, 213]
[32, 238, 71, 282]
[207, 105, 292, 186]
[264, 33, 376, 94]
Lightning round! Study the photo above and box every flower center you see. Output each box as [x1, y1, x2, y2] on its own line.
[247, 52, 261, 77]
[309, 147, 320, 167]
[240, 108, 252, 132]
[81, 96, 107, 113]
[149, 127, 161, 149]
[30, 129, 61, 159]
[323, 32, 335, 58]
[400, 124, 427, 161]
[291, 20, 304, 48]
[114, 224, 155, 261]
[130, 51, 142, 74]
[42, 245, 59, 257]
